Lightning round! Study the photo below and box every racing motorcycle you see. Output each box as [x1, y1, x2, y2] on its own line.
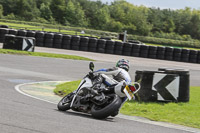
[57, 62, 140, 119]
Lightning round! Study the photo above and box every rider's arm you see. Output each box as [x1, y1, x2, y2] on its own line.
[94, 67, 120, 76]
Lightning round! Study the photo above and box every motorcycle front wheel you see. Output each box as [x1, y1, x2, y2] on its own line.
[57, 93, 73, 111]
[91, 94, 122, 119]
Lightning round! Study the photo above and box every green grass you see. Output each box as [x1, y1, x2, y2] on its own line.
[121, 87, 200, 128]
[54, 80, 200, 129]
[0, 21, 98, 37]
[0, 49, 94, 61]
[54, 80, 81, 96]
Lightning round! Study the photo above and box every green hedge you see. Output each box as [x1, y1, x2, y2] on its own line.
[128, 35, 200, 48]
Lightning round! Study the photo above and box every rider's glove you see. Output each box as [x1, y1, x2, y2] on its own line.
[89, 72, 94, 79]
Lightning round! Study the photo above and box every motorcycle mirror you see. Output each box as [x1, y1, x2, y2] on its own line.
[89, 62, 94, 71]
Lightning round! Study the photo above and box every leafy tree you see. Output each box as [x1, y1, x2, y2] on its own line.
[0, 0, 17, 16]
[14, 0, 40, 20]
[65, 0, 88, 27]
[35, 0, 51, 9]
[90, 6, 110, 30]
[173, 7, 192, 35]
[50, 0, 66, 24]
[188, 13, 200, 39]
[0, 4, 3, 18]
[106, 19, 123, 32]
[40, 3, 52, 21]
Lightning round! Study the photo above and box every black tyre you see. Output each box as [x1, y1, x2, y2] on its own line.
[148, 54, 157, 59]
[80, 37, 89, 43]
[57, 93, 73, 111]
[26, 31, 36, 37]
[91, 94, 122, 119]
[157, 54, 165, 60]
[80, 46, 88, 51]
[149, 46, 157, 51]
[18, 30, 27, 36]
[132, 52, 140, 57]
[181, 58, 189, 62]
[9, 29, 18, 35]
[45, 33, 54, 39]
[35, 31, 45, 38]
[182, 49, 190, 54]
[88, 47, 96, 52]
[114, 50, 123, 55]
[149, 50, 157, 55]
[63, 35, 71, 40]
[54, 34, 63, 39]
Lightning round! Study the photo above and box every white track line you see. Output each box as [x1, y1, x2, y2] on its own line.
[15, 81, 62, 104]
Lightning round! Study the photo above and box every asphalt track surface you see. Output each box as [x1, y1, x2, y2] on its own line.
[0, 45, 200, 133]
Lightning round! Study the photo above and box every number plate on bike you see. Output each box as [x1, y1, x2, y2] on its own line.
[123, 85, 134, 100]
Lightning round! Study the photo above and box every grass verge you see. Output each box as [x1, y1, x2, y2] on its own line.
[54, 80, 81, 96]
[54, 80, 200, 129]
[0, 49, 94, 61]
[0, 21, 98, 37]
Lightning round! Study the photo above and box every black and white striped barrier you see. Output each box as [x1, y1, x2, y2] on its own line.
[135, 68, 190, 102]
[3, 34, 35, 52]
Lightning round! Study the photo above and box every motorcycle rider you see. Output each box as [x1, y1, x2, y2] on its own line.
[64, 59, 131, 117]
[94, 59, 131, 98]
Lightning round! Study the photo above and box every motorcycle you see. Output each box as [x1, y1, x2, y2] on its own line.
[57, 62, 140, 119]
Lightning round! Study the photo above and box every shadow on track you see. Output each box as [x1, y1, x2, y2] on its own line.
[54, 109, 116, 122]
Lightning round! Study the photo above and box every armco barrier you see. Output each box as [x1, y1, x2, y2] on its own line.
[0, 28, 200, 64]
[135, 68, 190, 102]
[3, 34, 35, 52]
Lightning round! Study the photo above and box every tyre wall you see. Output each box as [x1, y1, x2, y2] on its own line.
[0, 28, 200, 64]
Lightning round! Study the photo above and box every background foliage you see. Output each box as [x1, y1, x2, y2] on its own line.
[1, 0, 200, 47]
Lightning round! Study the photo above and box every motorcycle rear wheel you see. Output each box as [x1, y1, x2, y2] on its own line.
[91, 94, 122, 119]
[57, 93, 73, 111]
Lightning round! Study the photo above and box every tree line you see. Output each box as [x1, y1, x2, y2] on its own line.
[0, 0, 200, 41]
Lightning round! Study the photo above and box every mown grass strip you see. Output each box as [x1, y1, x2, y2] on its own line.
[0, 49, 94, 61]
[0, 21, 98, 37]
[54, 80, 81, 96]
[54, 80, 200, 129]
